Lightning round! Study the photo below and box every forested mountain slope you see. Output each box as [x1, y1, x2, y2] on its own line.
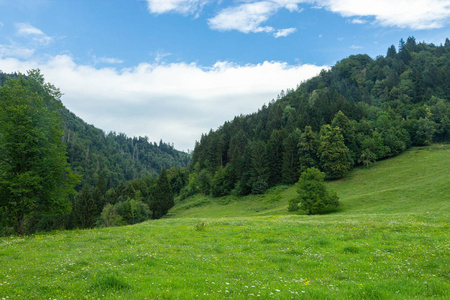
[189, 37, 450, 197]
[60, 108, 191, 188]
[0, 70, 191, 190]
[0, 70, 190, 234]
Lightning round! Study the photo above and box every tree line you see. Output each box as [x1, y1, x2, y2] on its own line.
[1, 37, 449, 234]
[187, 38, 450, 199]
[0, 70, 188, 235]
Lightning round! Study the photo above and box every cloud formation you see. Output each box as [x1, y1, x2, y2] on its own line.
[15, 22, 52, 45]
[0, 55, 326, 151]
[208, 1, 301, 37]
[146, 0, 210, 15]
[147, 0, 450, 34]
[94, 56, 124, 64]
[318, 0, 450, 29]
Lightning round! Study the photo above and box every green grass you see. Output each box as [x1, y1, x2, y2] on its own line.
[0, 145, 449, 299]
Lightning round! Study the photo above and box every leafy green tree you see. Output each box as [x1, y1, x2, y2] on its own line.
[0, 72, 79, 235]
[97, 203, 123, 227]
[197, 169, 212, 195]
[114, 198, 151, 225]
[359, 148, 376, 168]
[289, 168, 339, 214]
[210, 165, 235, 197]
[415, 118, 436, 146]
[319, 125, 351, 178]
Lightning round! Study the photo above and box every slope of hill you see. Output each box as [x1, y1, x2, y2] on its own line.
[0, 145, 448, 299]
[0, 70, 191, 190]
[61, 107, 191, 189]
[187, 38, 450, 199]
[169, 144, 450, 218]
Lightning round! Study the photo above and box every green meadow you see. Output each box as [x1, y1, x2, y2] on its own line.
[0, 145, 449, 299]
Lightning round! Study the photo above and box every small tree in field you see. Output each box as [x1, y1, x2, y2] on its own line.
[289, 167, 339, 214]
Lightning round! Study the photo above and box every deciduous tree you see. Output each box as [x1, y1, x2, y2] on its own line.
[0, 72, 79, 235]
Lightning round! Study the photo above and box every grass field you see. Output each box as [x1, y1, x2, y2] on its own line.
[0, 145, 449, 299]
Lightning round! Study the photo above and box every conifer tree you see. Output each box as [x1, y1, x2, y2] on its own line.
[319, 125, 351, 178]
[282, 129, 301, 184]
[149, 169, 174, 219]
[298, 126, 320, 174]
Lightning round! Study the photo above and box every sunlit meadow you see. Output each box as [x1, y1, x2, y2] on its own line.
[0, 145, 449, 299]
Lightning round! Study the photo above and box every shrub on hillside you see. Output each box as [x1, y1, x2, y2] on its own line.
[289, 167, 339, 214]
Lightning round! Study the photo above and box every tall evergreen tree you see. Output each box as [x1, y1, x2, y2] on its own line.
[73, 185, 97, 228]
[331, 110, 356, 163]
[298, 126, 320, 174]
[249, 140, 269, 184]
[282, 129, 301, 184]
[149, 169, 174, 219]
[319, 125, 351, 179]
[266, 130, 285, 186]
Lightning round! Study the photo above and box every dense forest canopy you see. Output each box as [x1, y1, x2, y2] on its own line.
[0, 70, 191, 234]
[0, 70, 191, 190]
[188, 38, 450, 197]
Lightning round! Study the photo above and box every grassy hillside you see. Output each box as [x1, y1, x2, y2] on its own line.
[0, 145, 448, 299]
[170, 144, 450, 218]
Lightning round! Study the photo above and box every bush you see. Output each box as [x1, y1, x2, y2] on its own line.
[114, 198, 151, 225]
[291, 167, 340, 214]
[251, 179, 268, 194]
[97, 204, 124, 227]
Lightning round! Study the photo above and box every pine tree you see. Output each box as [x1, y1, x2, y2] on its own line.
[281, 129, 301, 184]
[73, 185, 97, 228]
[298, 126, 320, 174]
[318, 125, 351, 179]
[266, 130, 285, 186]
[149, 169, 174, 219]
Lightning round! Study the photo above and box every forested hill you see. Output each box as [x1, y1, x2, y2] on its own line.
[0, 71, 191, 190]
[189, 37, 450, 197]
[60, 108, 191, 188]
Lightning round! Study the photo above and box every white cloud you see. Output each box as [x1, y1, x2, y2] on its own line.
[0, 55, 326, 151]
[0, 43, 35, 59]
[15, 23, 52, 45]
[146, 0, 210, 15]
[274, 27, 297, 38]
[317, 0, 450, 29]
[94, 56, 124, 64]
[208, 1, 278, 34]
[351, 18, 366, 24]
[350, 45, 362, 49]
[153, 51, 171, 63]
[207, 1, 303, 35]
[146, 0, 450, 33]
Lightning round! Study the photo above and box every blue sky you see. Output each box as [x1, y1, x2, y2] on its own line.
[1, 0, 449, 151]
